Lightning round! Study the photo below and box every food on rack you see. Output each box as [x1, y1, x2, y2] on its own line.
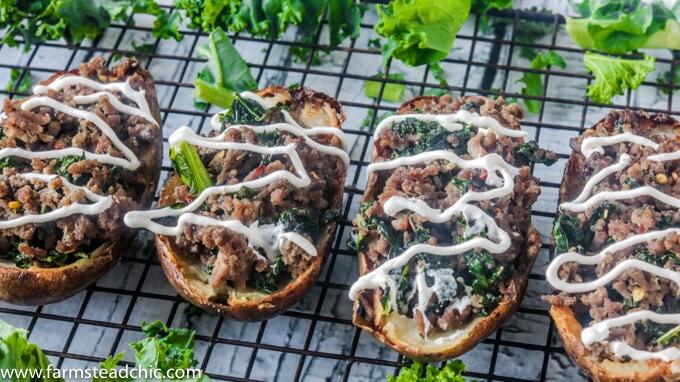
[349, 95, 554, 360]
[545, 109, 680, 381]
[0, 57, 162, 305]
[125, 86, 348, 320]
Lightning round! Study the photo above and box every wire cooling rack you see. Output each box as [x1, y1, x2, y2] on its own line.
[1, 2, 679, 381]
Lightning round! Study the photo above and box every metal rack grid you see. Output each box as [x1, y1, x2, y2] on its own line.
[0, 2, 678, 381]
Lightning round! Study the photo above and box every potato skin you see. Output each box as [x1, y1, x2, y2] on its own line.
[352, 95, 540, 361]
[549, 111, 680, 382]
[154, 86, 346, 321]
[0, 59, 162, 306]
[352, 227, 541, 361]
[0, 242, 119, 305]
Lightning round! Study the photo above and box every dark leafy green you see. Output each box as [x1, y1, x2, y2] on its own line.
[194, 28, 258, 109]
[175, 0, 361, 47]
[517, 51, 567, 113]
[253, 253, 285, 294]
[513, 140, 559, 166]
[391, 118, 474, 157]
[53, 152, 86, 182]
[170, 141, 214, 196]
[464, 251, 507, 316]
[278, 207, 321, 240]
[0, 0, 179, 50]
[553, 213, 589, 254]
[219, 93, 267, 127]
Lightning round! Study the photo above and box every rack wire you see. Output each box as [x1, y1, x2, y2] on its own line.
[0, 2, 678, 381]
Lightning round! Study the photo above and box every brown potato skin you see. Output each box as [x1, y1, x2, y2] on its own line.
[0, 242, 119, 305]
[155, 86, 346, 321]
[353, 227, 541, 361]
[0, 59, 162, 305]
[352, 95, 541, 361]
[550, 111, 680, 381]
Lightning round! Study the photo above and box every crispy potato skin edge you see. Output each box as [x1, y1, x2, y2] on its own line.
[0, 60, 163, 306]
[352, 226, 541, 361]
[154, 86, 346, 321]
[550, 119, 679, 382]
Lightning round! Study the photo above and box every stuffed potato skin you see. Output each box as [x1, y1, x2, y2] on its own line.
[0, 57, 162, 305]
[145, 86, 347, 320]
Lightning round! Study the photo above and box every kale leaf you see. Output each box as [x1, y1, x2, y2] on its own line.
[513, 140, 558, 166]
[517, 51, 567, 113]
[253, 254, 285, 294]
[194, 28, 257, 110]
[170, 141, 214, 196]
[584, 52, 656, 104]
[375, 0, 471, 66]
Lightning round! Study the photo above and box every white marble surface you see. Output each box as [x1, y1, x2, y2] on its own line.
[0, 1, 677, 381]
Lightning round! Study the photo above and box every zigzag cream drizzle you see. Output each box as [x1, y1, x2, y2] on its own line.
[0, 173, 112, 230]
[0, 75, 154, 230]
[348, 113, 523, 336]
[0, 75, 156, 171]
[546, 133, 680, 361]
[124, 92, 348, 262]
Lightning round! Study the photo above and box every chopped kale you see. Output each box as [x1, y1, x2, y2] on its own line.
[321, 209, 341, 225]
[588, 202, 616, 227]
[253, 254, 285, 294]
[256, 129, 282, 147]
[624, 177, 641, 188]
[1, 244, 31, 269]
[278, 208, 320, 240]
[450, 177, 470, 194]
[553, 213, 589, 254]
[637, 249, 680, 267]
[0, 157, 17, 169]
[513, 140, 557, 166]
[390, 118, 472, 157]
[637, 321, 675, 339]
[219, 94, 267, 128]
[657, 325, 680, 346]
[54, 152, 86, 182]
[381, 265, 412, 316]
[231, 186, 258, 200]
[464, 251, 508, 316]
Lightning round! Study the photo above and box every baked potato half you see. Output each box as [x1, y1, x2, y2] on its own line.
[125, 86, 347, 320]
[545, 109, 680, 381]
[349, 95, 554, 361]
[0, 57, 162, 305]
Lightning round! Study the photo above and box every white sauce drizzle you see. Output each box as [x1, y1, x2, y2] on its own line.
[373, 111, 528, 140]
[349, 114, 524, 337]
[124, 92, 348, 262]
[581, 132, 659, 158]
[547, 132, 680, 361]
[1, 75, 157, 171]
[0, 173, 112, 230]
[0, 75, 154, 233]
